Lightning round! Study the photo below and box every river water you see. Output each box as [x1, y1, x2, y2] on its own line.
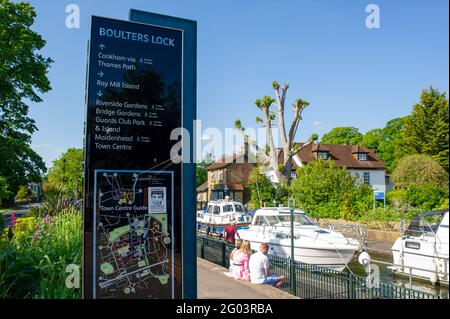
[347, 251, 449, 299]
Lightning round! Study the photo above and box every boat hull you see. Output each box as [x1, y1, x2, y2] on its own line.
[391, 238, 449, 285]
[245, 238, 357, 271]
[197, 221, 251, 236]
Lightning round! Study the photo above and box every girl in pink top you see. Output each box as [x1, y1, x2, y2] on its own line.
[229, 240, 251, 281]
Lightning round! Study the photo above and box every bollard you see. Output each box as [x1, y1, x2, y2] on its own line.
[201, 237, 205, 259]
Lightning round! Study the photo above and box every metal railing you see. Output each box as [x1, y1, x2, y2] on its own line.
[196, 235, 446, 299]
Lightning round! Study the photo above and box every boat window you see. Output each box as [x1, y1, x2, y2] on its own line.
[207, 205, 214, 214]
[213, 205, 221, 215]
[253, 216, 267, 226]
[234, 204, 244, 212]
[265, 216, 281, 226]
[405, 241, 420, 250]
[222, 205, 234, 213]
[278, 214, 314, 225]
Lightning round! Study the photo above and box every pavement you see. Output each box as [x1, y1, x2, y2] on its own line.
[1, 203, 42, 227]
[197, 258, 299, 299]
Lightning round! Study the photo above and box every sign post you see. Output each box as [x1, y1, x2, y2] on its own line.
[83, 12, 196, 299]
[373, 191, 386, 211]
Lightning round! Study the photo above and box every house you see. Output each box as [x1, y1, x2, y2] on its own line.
[272, 143, 388, 194]
[196, 143, 256, 209]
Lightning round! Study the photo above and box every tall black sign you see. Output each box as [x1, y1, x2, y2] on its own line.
[83, 16, 184, 299]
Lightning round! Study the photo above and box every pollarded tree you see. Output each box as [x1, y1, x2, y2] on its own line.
[234, 82, 312, 184]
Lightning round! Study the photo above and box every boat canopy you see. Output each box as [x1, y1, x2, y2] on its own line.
[408, 210, 448, 231]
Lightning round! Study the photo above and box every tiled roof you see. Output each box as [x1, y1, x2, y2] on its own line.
[297, 143, 385, 169]
[207, 152, 249, 170]
[196, 181, 208, 192]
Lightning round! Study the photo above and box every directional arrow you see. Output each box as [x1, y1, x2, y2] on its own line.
[98, 71, 104, 78]
[98, 44, 106, 50]
[97, 91, 103, 97]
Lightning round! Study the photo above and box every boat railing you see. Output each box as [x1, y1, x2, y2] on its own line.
[327, 223, 367, 249]
[370, 258, 449, 289]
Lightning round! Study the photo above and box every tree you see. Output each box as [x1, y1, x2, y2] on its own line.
[15, 185, 31, 202]
[247, 167, 276, 209]
[0, 176, 11, 205]
[392, 154, 449, 189]
[235, 81, 311, 184]
[290, 159, 372, 220]
[196, 152, 214, 187]
[320, 127, 363, 145]
[398, 87, 449, 171]
[47, 148, 83, 199]
[360, 118, 405, 172]
[0, 0, 51, 205]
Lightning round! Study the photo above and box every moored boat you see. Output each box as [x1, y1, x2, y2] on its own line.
[196, 199, 252, 236]
[237, 207, 361, 271]
[391, 210, 449, 285]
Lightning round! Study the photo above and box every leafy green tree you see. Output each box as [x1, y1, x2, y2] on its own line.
[47, 148, 83, 199]
[392, 155, 448, 189]
[196, 152, 214, 187]
[398, 87, 449, 171]
[0, 0, 51, 205]
[320, 127, 363, 145]
[290, 160, 372, 220]
[0, 176, 11, 203]
[360, 118, 405, 172]
[15, 185, 31, 202]
[248, 167, 275, 208]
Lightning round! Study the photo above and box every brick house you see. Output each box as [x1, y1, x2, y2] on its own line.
[196, 145, 256, 209]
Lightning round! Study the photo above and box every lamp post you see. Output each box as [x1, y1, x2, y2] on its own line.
[288, 197, 296, 295]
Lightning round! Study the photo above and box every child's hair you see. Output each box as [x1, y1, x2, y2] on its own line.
[238, 240, 252, 255]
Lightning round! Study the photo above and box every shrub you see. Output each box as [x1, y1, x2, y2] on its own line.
[392, 155, 448, 188]
[290, 160, 372, 220]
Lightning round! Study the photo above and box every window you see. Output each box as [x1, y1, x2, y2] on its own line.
[290, 171, 297, 179]
[358, 153, 368, 161]
[207, 205, 214, 214]
[354, 172, 360, 179]
[213, 205, 220, 215]
[211, 171, 216, 182]
[317, 151, 329, 160]
[234, 204, 244, 212]
[253, 216, 267, 226]
[223, 205, 234, 212]
[405, 241, 420, 250]
[363, 172, 370, 185]
[218, 169, 224, 182]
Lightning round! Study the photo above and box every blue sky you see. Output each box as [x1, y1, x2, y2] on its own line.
[26, 0, 449, 167]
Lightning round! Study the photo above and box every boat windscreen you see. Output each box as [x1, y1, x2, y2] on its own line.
[222, 204, 234, 213]
[234, 204, 244, 212]
[278, 214, 315, 225]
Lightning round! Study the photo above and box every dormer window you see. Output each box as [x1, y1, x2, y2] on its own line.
[357, 153, 368, 161]
[318, 151, 329, 160]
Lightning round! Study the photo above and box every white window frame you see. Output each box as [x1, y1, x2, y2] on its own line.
[358, 153, 368, 161]
[363, 172, 371, 185]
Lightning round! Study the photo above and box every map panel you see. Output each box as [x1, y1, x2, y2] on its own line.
[94, 170, 173, 298]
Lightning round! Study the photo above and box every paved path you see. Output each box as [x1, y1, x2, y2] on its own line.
[197, 258, 298, 299]
[1, 203, 42, 227]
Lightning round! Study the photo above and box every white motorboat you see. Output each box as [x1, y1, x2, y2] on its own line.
[237, 207, 361, 271]
[391, 210, 449, 285]
[196, 199, 252, 236]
